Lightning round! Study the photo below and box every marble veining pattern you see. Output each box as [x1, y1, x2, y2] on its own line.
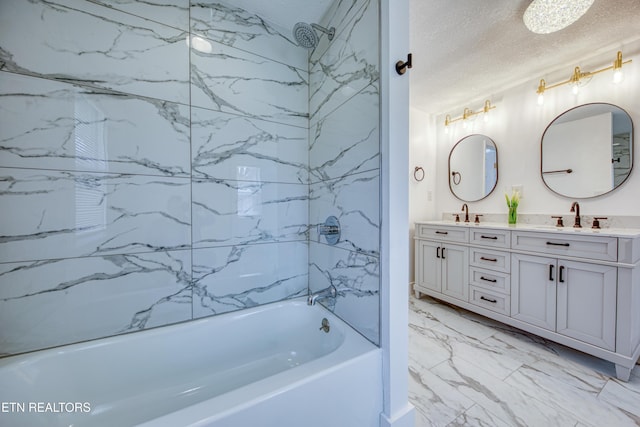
[310, 0, 369, 64]
[91, 0, 190, 31]
[409, 295, 640, 426]
[0, 72, 190, 176]
[310, 170, 379, 257]
[0, 0, 382, 355]
[0, 168, 191, 263]
[305, 0, 380, 345]
[192, 178, 308, 248]
[309, 0, 379, 124]
[191, 106, 308, 183]
[190, 1, 306, 70]
[0, 0, 190, 104]
[190, 40, 308, 128]
[192, 242, 307, 318]
[309, 242, 379, 343]
[309, 83, 379, 183]
[444, 212, 640, 231]
[0, 250, 191, 355]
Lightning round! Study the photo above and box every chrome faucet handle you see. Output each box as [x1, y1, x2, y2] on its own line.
[551, 216, 564, 227]
[592, 217, 607, 229]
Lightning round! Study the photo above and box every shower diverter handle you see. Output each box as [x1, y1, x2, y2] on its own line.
[318, 225, 340, 235]
[317, 216, 341, 246]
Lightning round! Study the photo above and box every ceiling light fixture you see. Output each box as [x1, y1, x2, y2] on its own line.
[535, 51, 632, 105]
[444, 100, 496, 129]
[523, 0, 594, 34]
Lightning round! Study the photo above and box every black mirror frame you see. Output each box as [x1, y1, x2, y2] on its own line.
[448, 134, 499, 202]
[540, 102, 634, 199]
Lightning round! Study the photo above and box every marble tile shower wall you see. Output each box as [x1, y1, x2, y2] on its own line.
[308, 0, 381, 344]
[0, 0, 309, 356]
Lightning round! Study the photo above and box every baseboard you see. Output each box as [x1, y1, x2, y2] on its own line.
[380, 403, 415, 427]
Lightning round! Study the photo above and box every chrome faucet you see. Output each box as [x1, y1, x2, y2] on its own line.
[570, 202, 581, 228]
[461, 203, 470, 223]
[307, 285, 337, 306]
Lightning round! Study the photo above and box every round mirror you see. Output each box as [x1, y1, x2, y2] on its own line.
[541, 103, 633, 199]
[448, 134, 498, 202]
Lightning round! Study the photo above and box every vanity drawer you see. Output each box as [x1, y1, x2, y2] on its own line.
[470, 228, 510, 249]
[469, 267, 510, 294]
[469, 286, 510, 316]
[416, 224, 469, 243]
[511, 231, 617, 262]
[470, 247, 510, 273]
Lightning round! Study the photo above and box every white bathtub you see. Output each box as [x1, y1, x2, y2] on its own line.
[0, 298, 382, 427]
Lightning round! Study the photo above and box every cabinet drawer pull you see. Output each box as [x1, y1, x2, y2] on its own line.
[549, 264, 554, 281]
[480, 256, 497, 262]
[436, 247, 441, 258]
[480, 276, 497, 283]
[480, 296, 497, 304]
[435, 231, 449, 235]
[441, 248, 446, 259]
[546, 241, 570, 247]
[559, 265, 565, 283]
[481, 235, 498, 240]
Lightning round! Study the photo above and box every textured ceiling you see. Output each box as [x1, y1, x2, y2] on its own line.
[410, 0, 640, 115]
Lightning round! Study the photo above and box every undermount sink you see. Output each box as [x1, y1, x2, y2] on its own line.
[529, 224, 560, 230]
[528, 224, 600, 233]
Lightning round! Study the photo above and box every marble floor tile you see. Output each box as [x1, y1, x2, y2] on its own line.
[598, 375, 640, 418]
[411, 297, 499, 342]
[409, 365, 475, 427]
[447, 404, 513, 427]
[505, 364, 639, 426]
[409, 295, 640, 427]
[431, 356, 578, 427]
[409, 323, 453, 371]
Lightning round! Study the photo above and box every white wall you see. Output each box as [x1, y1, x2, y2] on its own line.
[381, 0, 416, 425]
[413, 49, 640, 220]
[408, 107, 437, 282]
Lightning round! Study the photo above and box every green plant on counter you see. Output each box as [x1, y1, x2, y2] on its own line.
[505, 190, 520, 225]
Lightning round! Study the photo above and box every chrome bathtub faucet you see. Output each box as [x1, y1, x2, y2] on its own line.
[307, 285, 337, 306]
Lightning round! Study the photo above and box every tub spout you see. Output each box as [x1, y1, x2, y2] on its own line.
[307, 285, 337, 306]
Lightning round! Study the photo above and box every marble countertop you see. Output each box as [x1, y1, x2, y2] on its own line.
[415, 220, 640, 238]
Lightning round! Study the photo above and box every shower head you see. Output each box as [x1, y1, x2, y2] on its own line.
[292, 22, 335, 49]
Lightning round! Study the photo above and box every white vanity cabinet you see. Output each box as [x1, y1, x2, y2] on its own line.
[414, 221, 640, 381]
[415, 225, 469, 301]
[468, 228, 511, 315]
[511, 253, 617, 350]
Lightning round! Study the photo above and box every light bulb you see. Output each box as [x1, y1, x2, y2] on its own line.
[537, 93, 544, 106]
[462, 120, 467, 129]
[613, 69, 624, 84]
[572, 83, 579, 95]
[483, 112, 489, 123]
[444, 125, 449, 135]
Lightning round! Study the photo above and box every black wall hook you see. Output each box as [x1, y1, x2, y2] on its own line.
[395, 53, 412, 75]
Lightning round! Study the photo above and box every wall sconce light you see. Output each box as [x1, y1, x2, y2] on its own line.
[444, 100, 496, 131]
[536, 51, 632, 105]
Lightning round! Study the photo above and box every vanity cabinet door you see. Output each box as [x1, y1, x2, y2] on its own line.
[511, 253, 557, 330]
[556, 261, 617, 351]
[441, 244, 469, 301]
[416, 240, 441, 293]
[415, 240, 468, 301]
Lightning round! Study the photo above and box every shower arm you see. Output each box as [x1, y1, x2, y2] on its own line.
[311, 24, 335, 41]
